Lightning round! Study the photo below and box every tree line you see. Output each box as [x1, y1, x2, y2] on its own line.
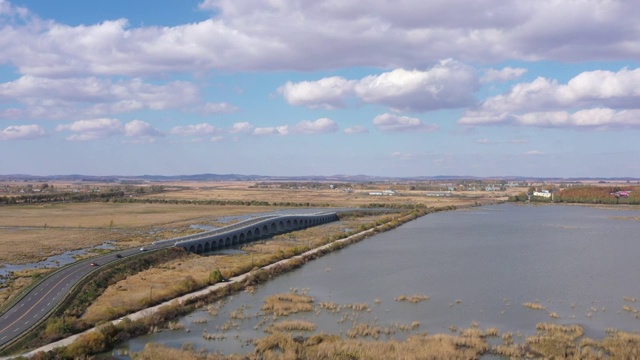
[510, 186, 640, 204]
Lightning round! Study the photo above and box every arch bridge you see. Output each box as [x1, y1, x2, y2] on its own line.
[174, 212, 339, 254]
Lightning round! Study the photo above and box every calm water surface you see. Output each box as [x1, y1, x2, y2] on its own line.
[112, 204, 640, 356]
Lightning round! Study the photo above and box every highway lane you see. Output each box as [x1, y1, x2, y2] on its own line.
[0, 245, 154, 350]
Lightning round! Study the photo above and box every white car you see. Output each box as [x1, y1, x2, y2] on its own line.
[140, 247, 146, 251]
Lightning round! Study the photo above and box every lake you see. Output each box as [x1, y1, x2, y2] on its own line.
[110, 203, 640, 357]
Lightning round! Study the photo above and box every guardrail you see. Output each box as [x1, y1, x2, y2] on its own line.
[0, 250, 153, 354]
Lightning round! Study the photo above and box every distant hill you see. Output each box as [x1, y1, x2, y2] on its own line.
[1, 173, 639, 183]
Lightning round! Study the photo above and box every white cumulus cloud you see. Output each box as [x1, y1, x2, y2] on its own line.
[229, 122, 254, 134]
[293, 118, 338, 134]
[253, 126, 290, 136]
[124, 120, 163, 143]
[480, 67, 527, 83]
[373, 113, 439, 133]
[344, 125, 369, 134]
[170, 123, 220, 136]
[56, 118, 123, 141]
[0, 124, 46, 140]
[2, 0, 640, 77]
[279, 77, 355, 109]
[280, 60, 478, 112]
[460, 67, 640, 129]
[0, 75, 199, 119]
[197, 102, 239, 114]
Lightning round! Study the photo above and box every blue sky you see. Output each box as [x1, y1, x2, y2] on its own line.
[1, 0, 640, 177]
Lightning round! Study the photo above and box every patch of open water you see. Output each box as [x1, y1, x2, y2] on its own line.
[109, 204, 640, 357]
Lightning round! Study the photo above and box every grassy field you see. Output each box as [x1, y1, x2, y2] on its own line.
[141, 180, 509, 207]
[0, 203, 280, 265]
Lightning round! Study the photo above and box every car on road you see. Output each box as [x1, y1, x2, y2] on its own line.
[140, 247, 146, 251]
[90, 262, 99, 266]
[115, 254, 122, 258]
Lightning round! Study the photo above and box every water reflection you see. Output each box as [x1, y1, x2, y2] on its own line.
[0, 242, 116, 282]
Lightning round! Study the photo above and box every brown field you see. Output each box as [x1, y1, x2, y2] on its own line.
[0, 203, 279, 265]
[143, 180, 511, 207]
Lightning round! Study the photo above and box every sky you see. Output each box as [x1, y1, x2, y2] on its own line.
[1, 0, 640, 178]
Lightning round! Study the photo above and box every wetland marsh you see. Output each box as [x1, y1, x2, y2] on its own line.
[112, 203, 640, 357]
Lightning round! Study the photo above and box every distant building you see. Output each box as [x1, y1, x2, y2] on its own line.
[533, 190, 552, 198]
[426, 192, 451, 197]
[369, 190, 396, 196]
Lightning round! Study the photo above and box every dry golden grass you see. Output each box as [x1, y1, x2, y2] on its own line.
[261, 293, 315, 317]
[265, 320, 316, 333]
[523, 302, 546, 311]
[0, 228, 123, 265]
[148, 180, 502, 208]
[0, 203, 278, 265]
[395, 294, 430, 303]
[0, 202, 272, 228]
[0, 268, 51, 306]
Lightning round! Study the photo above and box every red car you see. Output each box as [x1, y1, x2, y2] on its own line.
[90, 262, 99, 267]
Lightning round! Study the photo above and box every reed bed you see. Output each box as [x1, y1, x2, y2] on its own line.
[394, 294, 430, 303]
[202, 330, 226, 341]
[165, 321, 184, 331]
[264, 320, 316, 333]
[261, 292, 315, 316]
[522, 302, 546, 311]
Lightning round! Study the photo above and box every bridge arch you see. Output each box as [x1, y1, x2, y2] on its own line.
[175, 213, 337, 255]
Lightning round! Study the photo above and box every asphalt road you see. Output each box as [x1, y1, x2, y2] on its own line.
[0, 244, 166, 350]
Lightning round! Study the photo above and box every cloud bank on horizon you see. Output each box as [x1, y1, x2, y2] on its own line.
[1, 0, 639, 177]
